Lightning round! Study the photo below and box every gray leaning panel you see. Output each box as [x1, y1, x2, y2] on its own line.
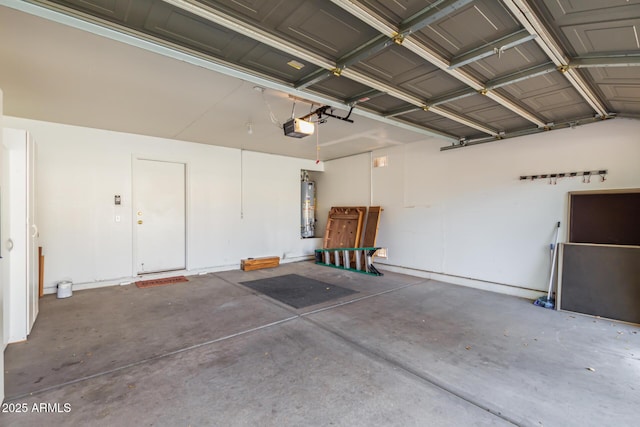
[560, 244, 640, 324]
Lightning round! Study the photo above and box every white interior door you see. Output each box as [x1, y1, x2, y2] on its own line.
[4, 128, 38, 343]
[134, 159, 186, 274]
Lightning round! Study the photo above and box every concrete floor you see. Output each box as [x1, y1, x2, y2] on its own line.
[2, 261, 639, 426]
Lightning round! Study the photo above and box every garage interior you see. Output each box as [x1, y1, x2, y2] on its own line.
[4, 263, 639, 426]
[0, 0, 639, 425]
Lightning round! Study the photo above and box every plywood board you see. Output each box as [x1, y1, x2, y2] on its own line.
[323, 207, 366, 249]
[569, 190, 640, 246]
[362, 206, 382, 247]
[560, 243, 640, 324]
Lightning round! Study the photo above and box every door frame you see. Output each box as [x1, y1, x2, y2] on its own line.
[131, 156, 189, 276]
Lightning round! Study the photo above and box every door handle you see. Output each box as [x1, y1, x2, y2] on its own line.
[6, 239, 13, 251]
[31, 224, 39, 238]
[137, 220, 143, 225]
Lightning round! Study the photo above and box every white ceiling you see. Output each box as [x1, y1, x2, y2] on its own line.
[0, 4, 439, 161]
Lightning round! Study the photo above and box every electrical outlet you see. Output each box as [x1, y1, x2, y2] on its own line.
[375, 248, 388, 258]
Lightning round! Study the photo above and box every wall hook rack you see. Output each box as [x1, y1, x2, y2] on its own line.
[519, 169, 607, 184]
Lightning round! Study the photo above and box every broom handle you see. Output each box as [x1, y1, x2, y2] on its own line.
[547, 221, 561, 300]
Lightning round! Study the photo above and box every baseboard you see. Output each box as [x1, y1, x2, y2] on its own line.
[42, 263, 242, 295]
[378, 264, 546, 300]
[42, 257, 543, 301]
[281, 255, 314, 263]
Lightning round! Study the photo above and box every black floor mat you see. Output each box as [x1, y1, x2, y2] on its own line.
[240, 274, 357, 309]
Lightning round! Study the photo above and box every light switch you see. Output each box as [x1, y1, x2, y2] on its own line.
[115, 215, 121, 223]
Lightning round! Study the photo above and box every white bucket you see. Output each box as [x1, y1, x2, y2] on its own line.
[57, 281, 73, 299]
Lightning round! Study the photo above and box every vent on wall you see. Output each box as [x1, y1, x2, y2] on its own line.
[373, 156, 388, 168]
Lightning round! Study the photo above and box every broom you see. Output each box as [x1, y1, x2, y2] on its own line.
[534, 221, 560, 309]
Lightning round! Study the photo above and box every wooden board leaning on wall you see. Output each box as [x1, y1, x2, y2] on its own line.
[323, 207, 367, 249]
[323, 206, 384, 249]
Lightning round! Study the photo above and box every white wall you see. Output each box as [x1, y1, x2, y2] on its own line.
[4, 115, 639, 300]
[239, 150, 323, 260]
[322, 119, 640, 297]
[314, 153, 371, 236]
[4, 117, 323, 292]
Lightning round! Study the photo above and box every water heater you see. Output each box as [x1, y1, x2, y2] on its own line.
[301, 173, 316, 238]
